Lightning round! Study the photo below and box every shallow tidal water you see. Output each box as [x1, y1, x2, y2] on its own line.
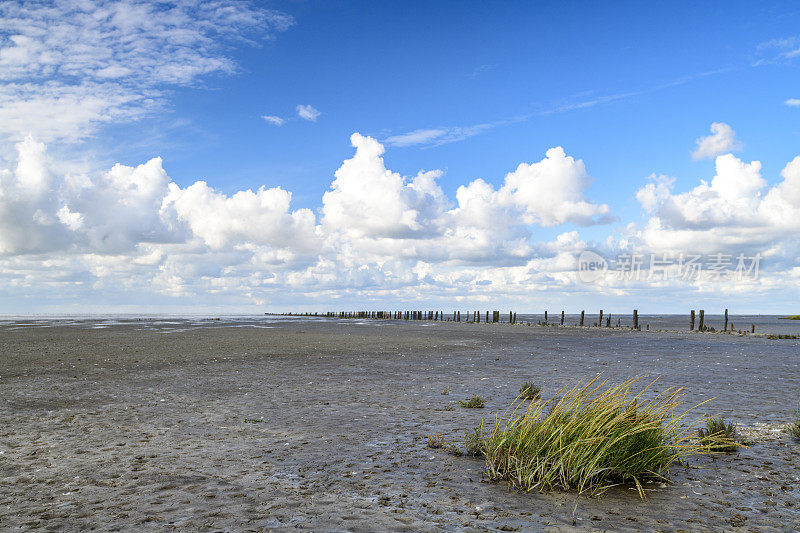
[0, 317, 798, 531]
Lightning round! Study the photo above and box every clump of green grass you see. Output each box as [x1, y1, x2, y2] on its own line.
[445, 443, 463, 456]
[698, 416, 739, 452]
[478, 377, 710, 499]
[460, 395, 485, 409]
[519, 381, 541, 400]
[790, 403, 800, 438]
[464, 425, 485, 457]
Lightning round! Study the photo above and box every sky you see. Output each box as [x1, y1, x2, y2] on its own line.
[1, 0, 799, 314]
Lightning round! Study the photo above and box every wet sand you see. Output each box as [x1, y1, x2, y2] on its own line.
[1, 318, 799, 531]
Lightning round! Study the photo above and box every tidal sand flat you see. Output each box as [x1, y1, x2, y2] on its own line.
[1, 318, 798, 531]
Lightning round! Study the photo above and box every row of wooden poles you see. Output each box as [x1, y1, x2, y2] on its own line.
[691, 308, 755, 333]
[285, 308, 755, 333]
[288, 310, 518, 323]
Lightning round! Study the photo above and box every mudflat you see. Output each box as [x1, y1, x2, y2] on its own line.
[1, 318, 798, 531]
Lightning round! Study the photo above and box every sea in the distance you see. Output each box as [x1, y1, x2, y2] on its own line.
[0, 313, 798, 336]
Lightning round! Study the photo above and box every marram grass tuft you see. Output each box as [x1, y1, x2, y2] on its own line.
[473, 376, 711, 500]
[790, 402, 800, 438]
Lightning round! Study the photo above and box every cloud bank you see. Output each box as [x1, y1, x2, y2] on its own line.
[1, 123, 799, 310]
[4, 124, 798, 311]
[0, 132, 616, 308]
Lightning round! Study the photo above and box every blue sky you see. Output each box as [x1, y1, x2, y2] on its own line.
[107, 0, 800, 243]
[0, 1, 799, 313]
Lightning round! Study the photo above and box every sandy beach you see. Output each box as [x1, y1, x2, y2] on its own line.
[1, 317, 799, 531]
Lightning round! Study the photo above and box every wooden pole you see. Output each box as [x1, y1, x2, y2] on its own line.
[580, 310, 585, 327]
[751, 324, 755, 334]
[633, 309, 639, 330]
[561, 310, 565, 326]
[599, 310, 603, 328]
[544, 311, 548, 324]
[724, 309, 728, 332]
[698, 310, 704, 332]
[690, 310, 695, 331]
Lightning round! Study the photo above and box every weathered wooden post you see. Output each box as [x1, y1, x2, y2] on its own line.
[513, 312, 517, 324]
[690, 310, 695, 331]
[580, 310, 585, 327]
[599, 310, 603, 327]
[724, 309, 728, 332]
[751, 324, 755, 334]
[606, 314, 611, 327]
[476, 311, 480, 323]
[633, 309, 639, 330]
[457, 311, 461, 322]
[698, 310, 704, 332]
[561, 310, 565, 325]
[544, 311, 548, 324]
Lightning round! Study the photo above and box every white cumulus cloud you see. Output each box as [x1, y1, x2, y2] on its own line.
[633, 153, 800, 257]
[691, 122, 742, 160]
[163, 181, 319, 254]
[321, 135, 610, 265]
